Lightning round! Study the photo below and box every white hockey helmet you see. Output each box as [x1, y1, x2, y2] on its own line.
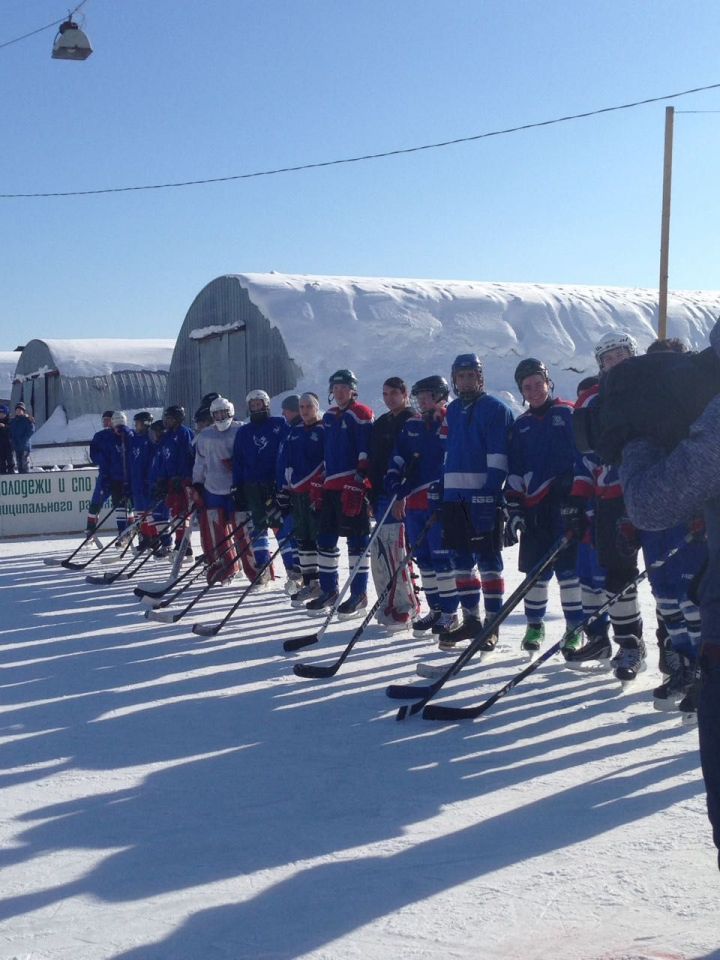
[210, 395, 235, 431]
[594, 331, 637, 368]
[111, 411, 128, 428]
[246, 389, 271, 409]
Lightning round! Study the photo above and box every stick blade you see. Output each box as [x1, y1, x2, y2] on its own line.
[293, 662, 337, 679]
[385, 681, 433, 700]
[283, 633, 319, 652]
[192, 622, 221, 637]
[140, 595, 163, 609]
[422, 703, 477, 721]
[43, 557, 65, 566]
[85, 573, 114, 585]
[62, 560, 87, 570]
[147, 609, 180, 623]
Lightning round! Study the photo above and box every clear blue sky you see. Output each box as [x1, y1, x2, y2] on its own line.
[1, 0, 719, 349]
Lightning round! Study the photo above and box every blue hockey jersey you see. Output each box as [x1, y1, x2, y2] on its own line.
[157, 424, 195, 480]
[232, 416, 287, 487]
[385, 408, 446, 510]
[442, 393, 514, 530]
[322, 400, 373, 490]
[277, 420, 325, 492]
[506, 398, 576, 508]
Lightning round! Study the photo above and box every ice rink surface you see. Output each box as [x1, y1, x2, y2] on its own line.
[0, 532, 718, 960]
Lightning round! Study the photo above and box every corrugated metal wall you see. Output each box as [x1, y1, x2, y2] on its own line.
[10, 340, 169, 427]
[165, 276, 301, 418]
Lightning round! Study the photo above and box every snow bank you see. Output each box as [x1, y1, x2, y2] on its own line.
[233, 274, 720, 408]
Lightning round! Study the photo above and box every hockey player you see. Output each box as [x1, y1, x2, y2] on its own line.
[439, 353, 514, 649]
[232, 390, 296, 580]
[368, 376, 418, 629]
[146, 420, 172, 556]
[562, 331, 646, 681]
[276, 392, 325, 605]
[281, 395, 302, 427]
[192, 396, 257, 584]
[505, 359, 583, 655]
[311, 369, 374, 617]
[130, 411, 156, 552]
[107, 412, 135, 535]
[385, 375, 456, 638]
[154, 405, 195, 559]
[86, 410, 115, 532]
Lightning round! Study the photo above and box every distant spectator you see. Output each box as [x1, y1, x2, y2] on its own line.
[0, 405, 14, 473]
[9, 402, 34, 473]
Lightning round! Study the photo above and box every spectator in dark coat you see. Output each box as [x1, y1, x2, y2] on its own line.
[9, 402, 34, 473]
[0, 405, 14, 473]
[619, 318, 720, 869]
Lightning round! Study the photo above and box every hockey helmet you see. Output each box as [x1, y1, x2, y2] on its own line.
[246, 389, 271, 408]
[594, 331, 637, 368]
[194, 406, 212, 426]
[514, 358, 550, 392]
[210, 396, 235, 431]
[411, 375, 450, 402]
[111, 411, 128, 428]
[451, 353, 483, 395]
[133, 410, 153, 425]
[328, 369, 358, 391]
[201, 392, 220, 407]
[163, 404, 185, 423]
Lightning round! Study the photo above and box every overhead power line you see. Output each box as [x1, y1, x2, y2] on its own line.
[2, 80, 719, 200]
[0, 0, 90, 51]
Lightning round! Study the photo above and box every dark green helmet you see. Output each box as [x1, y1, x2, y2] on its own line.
[328, 369, 358, 390]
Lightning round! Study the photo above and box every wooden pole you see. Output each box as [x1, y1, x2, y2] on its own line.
[658, 105, 674, 339]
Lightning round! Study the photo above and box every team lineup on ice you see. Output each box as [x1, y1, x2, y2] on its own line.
[2, 320, 718, 959]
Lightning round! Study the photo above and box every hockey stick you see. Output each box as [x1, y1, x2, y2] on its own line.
[85, 509, 195, 585]
[43, 505, 118, 568]
[293, 513, 437, 678]
[422, 531, 696, 722]
[133, 511, 254, 600]
[282, 494, 399, 652]
[191, 534, 291, 638]
[149, 519, 272, 623]
[388, 534, 572, 719]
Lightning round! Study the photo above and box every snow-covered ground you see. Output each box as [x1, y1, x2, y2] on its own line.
[0, 533, 717, 960]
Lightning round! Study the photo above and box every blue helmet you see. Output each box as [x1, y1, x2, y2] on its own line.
[451, 353, 483, 396]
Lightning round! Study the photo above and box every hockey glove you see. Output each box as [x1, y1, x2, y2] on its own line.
[615, 516, 640, 559]
[152, 478, 168, 500]
[230, 485, 247, 511]
[341, 474, 367, 519]
[191, 482, 206, 507]
[274, 488, 292, 519]
[503, 503, 526, 547]
[560, 497, 588, 541]
[170, 476, 186, 494]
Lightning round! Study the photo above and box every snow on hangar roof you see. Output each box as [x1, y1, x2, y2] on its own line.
[223, 273, 720, 408]
[14, 339, 175, 381]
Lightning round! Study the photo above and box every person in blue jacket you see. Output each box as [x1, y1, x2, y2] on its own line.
[9, 402, 35, 473]
[232, 389, 296, 578]
[107, 411, 134, 534]
[439, 353, 514, 650]
[86, 410, 115, 532]
[154, 404, 195, 558]
[504, 358, 583, 656]
[130, 411, 155, 551]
